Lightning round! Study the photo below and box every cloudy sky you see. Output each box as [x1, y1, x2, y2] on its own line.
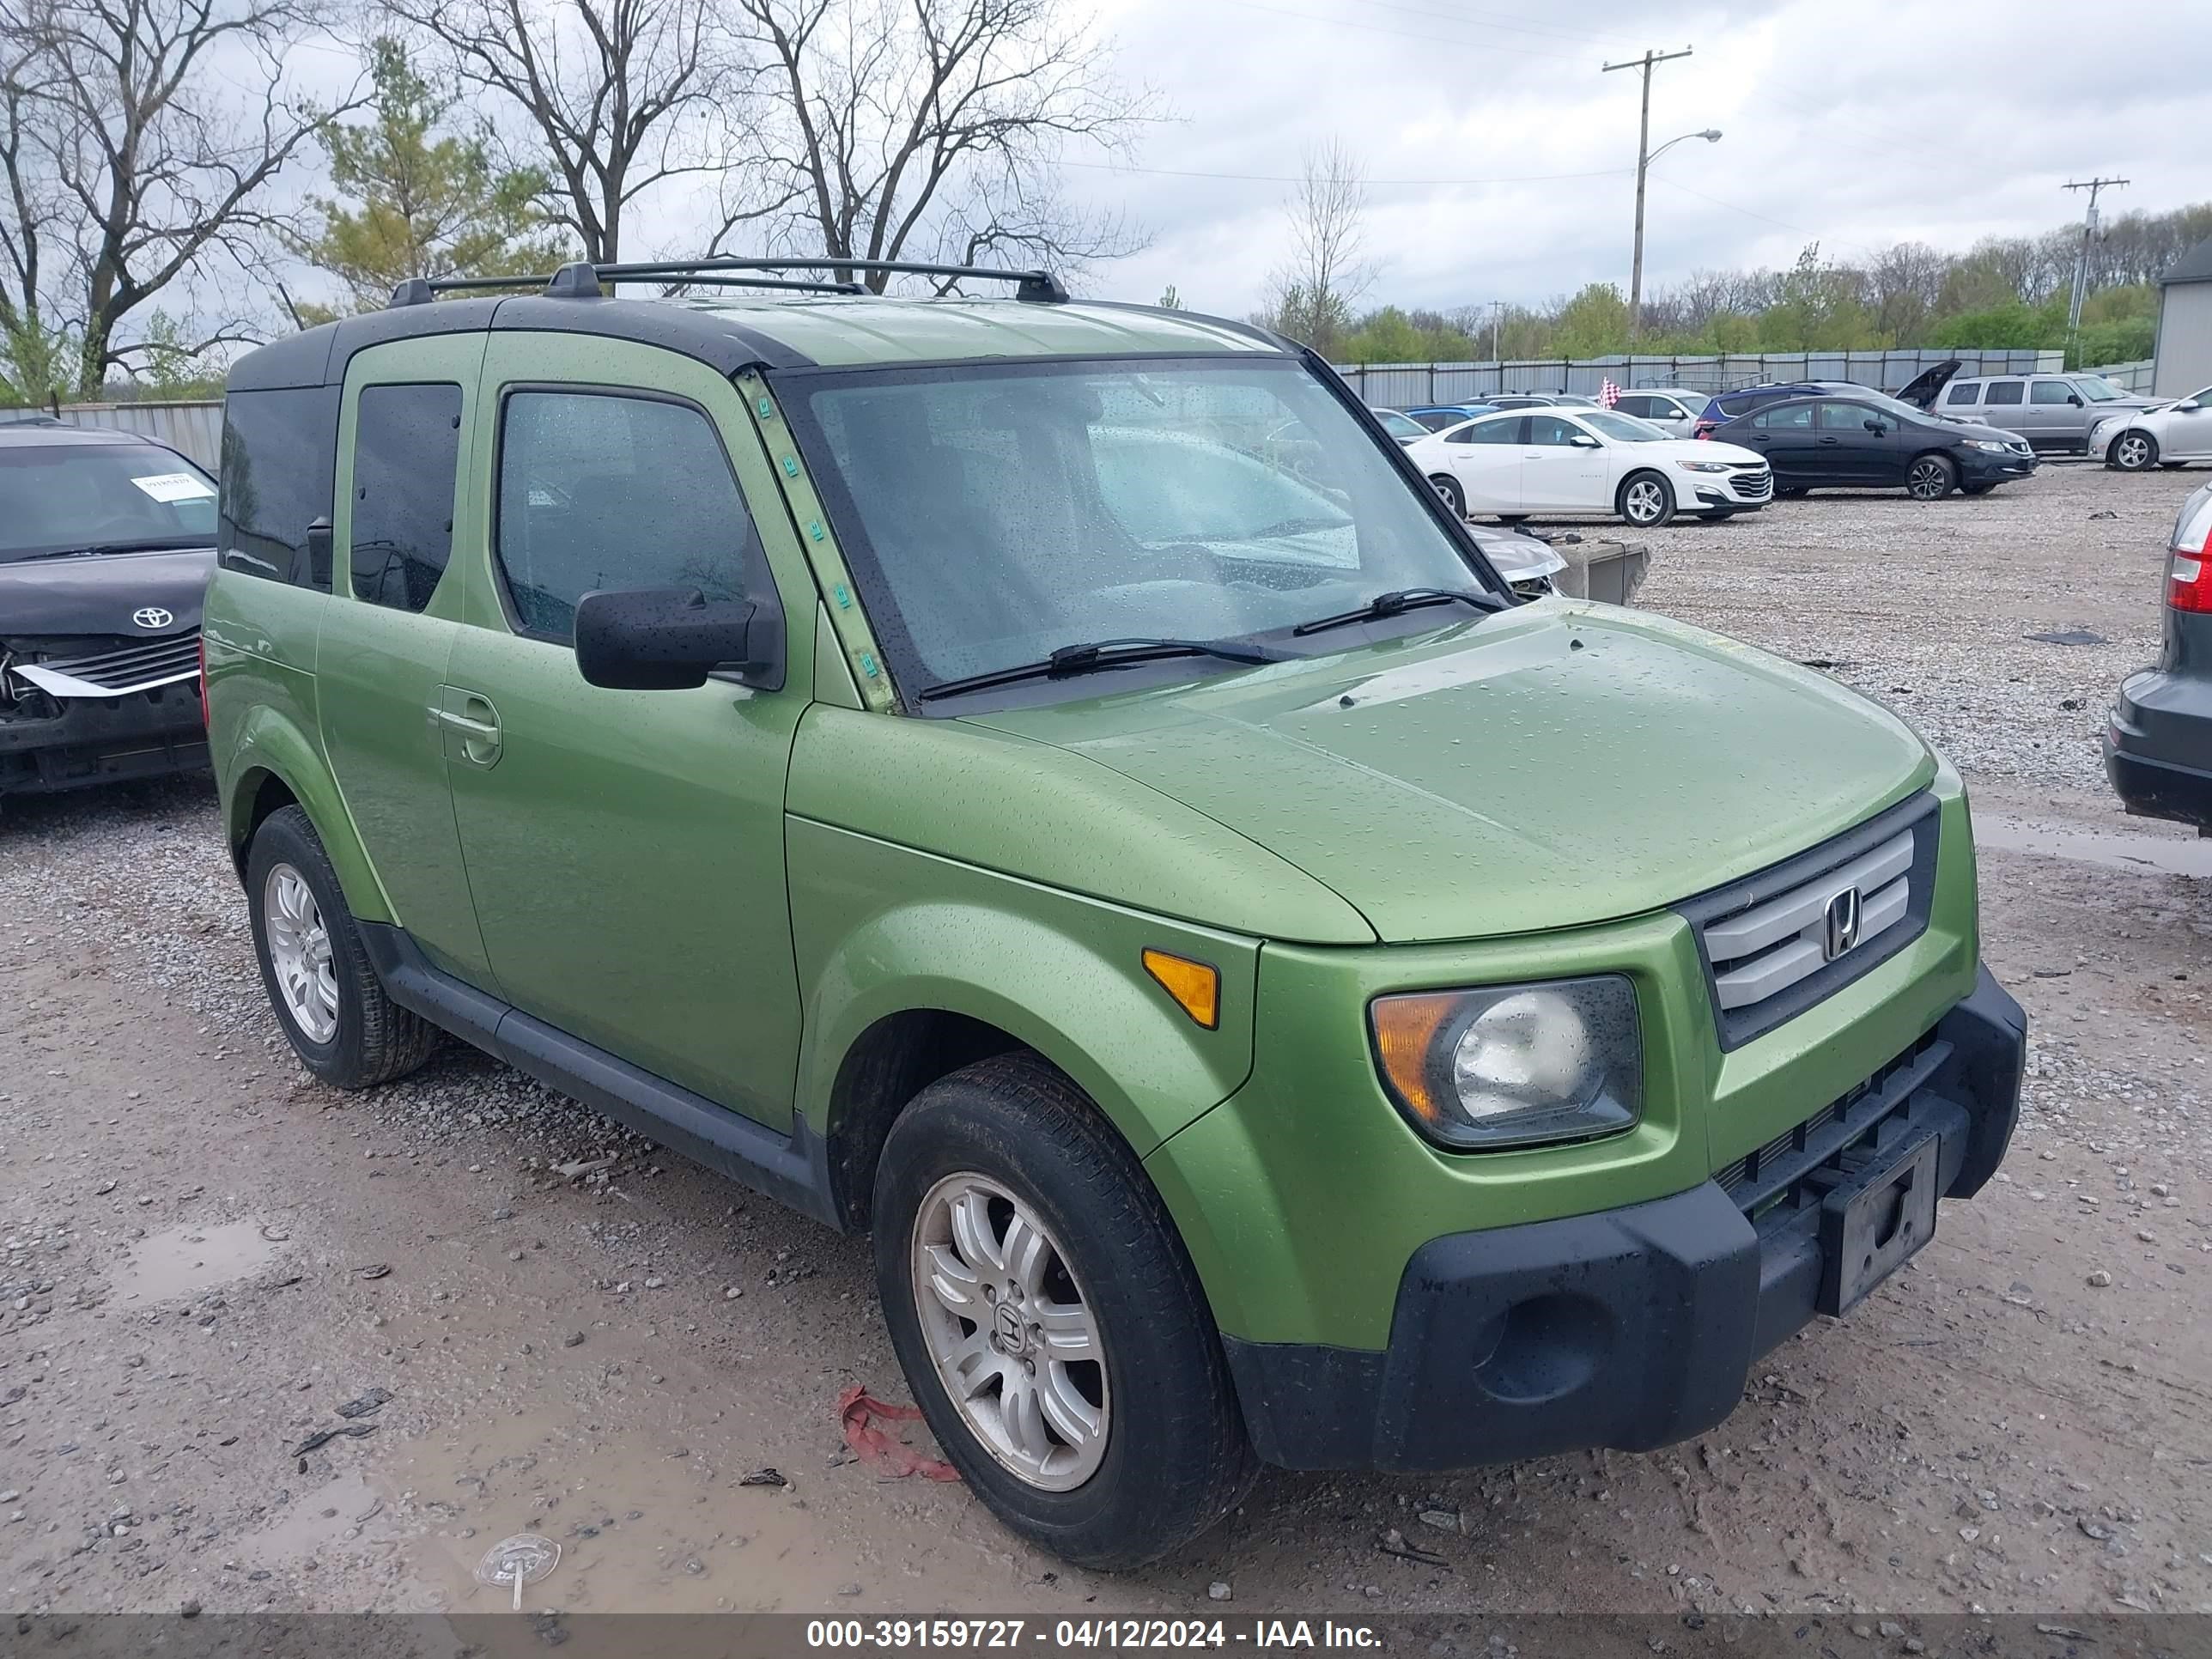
[1051, 0, 2211, 318]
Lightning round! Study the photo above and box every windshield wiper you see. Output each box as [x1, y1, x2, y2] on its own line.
[1291, 586, 1503, 637]
[917, 635, 1286, 702]
[7, 537, 209, 562]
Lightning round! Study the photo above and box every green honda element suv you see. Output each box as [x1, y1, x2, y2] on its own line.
[204, 257, 2026, 1570]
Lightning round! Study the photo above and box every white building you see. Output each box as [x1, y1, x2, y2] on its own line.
[2154, 235, 2212, 397]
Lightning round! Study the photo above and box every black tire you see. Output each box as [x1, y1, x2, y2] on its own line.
[1776, 485, 1809, 499]
[1960, 482, 1993, 496]
[1905, 452, 1957, 501]
[2159, 460, 2188, 471]
[2110, 429, 2158, 471]
[1616, 469, 1674, 527]
[245, 805, 440, 1088]
[1427, 473, 1466, 518]
[1497, 513, 1529, 526]
[873, 1054, 1257, 1570]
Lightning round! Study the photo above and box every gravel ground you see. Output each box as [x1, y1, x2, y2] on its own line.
[3, 459, 2210, 1627]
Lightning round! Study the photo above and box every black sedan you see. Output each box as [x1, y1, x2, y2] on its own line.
[1708, 392, 2038, 500]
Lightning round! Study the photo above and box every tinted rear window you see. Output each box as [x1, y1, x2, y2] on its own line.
[219, 386, 339, 588]
[1945, 383, 1982, 405]
[349, 383, 463, 612]
[1984, 381, 2025, 406]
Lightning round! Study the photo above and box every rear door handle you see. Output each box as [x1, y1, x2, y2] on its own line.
[433, 688, 503, 769]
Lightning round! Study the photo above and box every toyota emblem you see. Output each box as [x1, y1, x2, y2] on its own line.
[131, 606, 173, 630]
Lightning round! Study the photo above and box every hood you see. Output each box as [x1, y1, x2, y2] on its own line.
[0, 546, 216, 641]
[962, 605, 1934, 944]
[1893, 359, 1962, 408]
[1650, 437, 1763, 466]
[1466, 528, 1566, 583]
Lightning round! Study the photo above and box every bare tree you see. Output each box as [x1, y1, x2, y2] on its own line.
[383, 0, 739, 263]
[1256, 137, 1370, 356]
[2, 0, 353, 395]
[1865, 240, 1947, 342]
[719, 0, 1152, 290]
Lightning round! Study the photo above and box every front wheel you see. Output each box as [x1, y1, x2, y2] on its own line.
[873, 1054, 1256, 1570]
[1905, 453, 1957, 501]
[1617, 471, 1674, 527]
[2111, 430, 2158, 471]
[1428, 473, 1467, 518]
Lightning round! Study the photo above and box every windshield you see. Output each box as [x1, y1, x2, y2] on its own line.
[787, 357, 1496, 698]
[0, 441, 217, 562]
[1374, 409, 1427, 441]
[2074, 377, 2127, 402]
[1578, 410, 1668, 442]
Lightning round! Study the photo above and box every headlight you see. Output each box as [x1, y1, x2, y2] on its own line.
[1370, 975, 1642, 1150]
[1963, 438, 2011, 453]
[1674, 459, 1730, 473]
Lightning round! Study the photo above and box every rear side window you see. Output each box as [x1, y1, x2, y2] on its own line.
[218, 386, 339, 588]
[1452, 416, 1524, 445]
[1984, 381, 2025, 406]
[2029, 380, 2075, 405]
[494, 389, 763, 642]
[1753, 404, 1814, 430]
[1944, 383, 1982, 405]
[349, 383, 463, 612]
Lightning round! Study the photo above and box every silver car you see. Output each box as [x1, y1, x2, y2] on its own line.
[1917, 369, 2160, 455]
[1608, 388, 1705, 436]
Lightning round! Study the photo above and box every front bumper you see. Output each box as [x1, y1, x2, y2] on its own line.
[1958, 447, 2038, 485]
[1220, 964, 2024, 1472]
[2106, 671, 2212, 826]
[0, 683, 208, 795]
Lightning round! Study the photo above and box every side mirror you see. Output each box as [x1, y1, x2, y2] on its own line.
[574, 585, 781, 690]
[2180, 400, 2203, 414]
[1863, 419, 1887, 434]
[2067, 394, 2082, 405]
[1568, 434, 1601, 449]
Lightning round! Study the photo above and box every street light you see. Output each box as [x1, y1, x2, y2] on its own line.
[1628, 127, 1722, 343]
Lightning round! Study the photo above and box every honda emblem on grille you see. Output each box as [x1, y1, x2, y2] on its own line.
[1822, 887, 1863, 962]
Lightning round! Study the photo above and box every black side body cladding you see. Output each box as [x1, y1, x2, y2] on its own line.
[357, 923, 840, 1229]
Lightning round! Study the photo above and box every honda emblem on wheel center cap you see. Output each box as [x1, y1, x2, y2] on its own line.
[1822, 887, 1863, 962]
[993, 1300, 1027, 1356]
[131, 606, 173, 629]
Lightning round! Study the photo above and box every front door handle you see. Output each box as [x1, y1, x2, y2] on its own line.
[1818, 436, 1841, 445]
[433, 688, 503, 769]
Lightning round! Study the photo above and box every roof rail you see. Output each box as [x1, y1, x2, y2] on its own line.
[386, 255, 1069, 309]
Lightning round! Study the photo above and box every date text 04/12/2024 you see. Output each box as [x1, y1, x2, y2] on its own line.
[804, 1621, 1382, 1650]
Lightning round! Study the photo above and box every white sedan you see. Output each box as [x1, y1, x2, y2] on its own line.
[2088, 387, 2212, 471]
[1407, 406, 1772, 527]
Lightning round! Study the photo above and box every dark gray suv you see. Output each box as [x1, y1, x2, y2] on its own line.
[2106, 481, 2212, 827]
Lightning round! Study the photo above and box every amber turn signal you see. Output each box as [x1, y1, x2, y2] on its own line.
[1142, 949, 1220, 1030]
[1369, 993, 1460, 1126]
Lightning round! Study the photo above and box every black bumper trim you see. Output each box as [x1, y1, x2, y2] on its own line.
[0, 684, 207, 794]
[1222, 964, 2026, 1473]
[2106, 737, 2212, 829]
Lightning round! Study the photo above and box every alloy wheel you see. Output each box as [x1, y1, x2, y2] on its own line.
[1907, 458, 1951, 500]
[1430, 476, 1465, 518]
[1623, 477, 1666, 524]
[909, 1171, 1109, 1491]
[263, 863, 338, 1044]
[2115, 433, 2153, 471]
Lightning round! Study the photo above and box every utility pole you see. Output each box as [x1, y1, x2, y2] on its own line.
[2063, 176, 2127, 337]
[1602, 45, 1693, 344]
[1480, 300, 1504, 363]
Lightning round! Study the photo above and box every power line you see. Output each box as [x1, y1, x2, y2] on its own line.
[1059, 155, 1633, 188]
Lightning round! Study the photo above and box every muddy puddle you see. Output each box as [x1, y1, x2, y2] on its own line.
[111, 1218, 285, 1304]
[1975, 814, 2212, 878]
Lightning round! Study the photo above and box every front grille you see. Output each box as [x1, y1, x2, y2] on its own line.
[1728, 468, 1774, 501]
[1716, 1033, 1945, 1225]
[1678, 793, 1940, 1049]
[5, 631, 200, 698]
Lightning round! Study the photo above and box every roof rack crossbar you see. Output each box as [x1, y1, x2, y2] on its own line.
[386, 254, 1069, 310]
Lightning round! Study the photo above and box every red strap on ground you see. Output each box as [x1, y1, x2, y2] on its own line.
[838, 1384, 961, 1482]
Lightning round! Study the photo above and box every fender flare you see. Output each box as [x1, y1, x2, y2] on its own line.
[223, 704, 393, 922]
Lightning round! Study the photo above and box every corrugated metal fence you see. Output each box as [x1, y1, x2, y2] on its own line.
[2080, 358, 2155, 393]
[9, 399, 225, 469]
[1333, 349, 2065, 409]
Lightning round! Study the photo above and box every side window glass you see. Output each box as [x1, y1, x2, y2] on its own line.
[495, 390, 761, 642]
[1944, 383, 1982, 405]
[1527, 414, 1579, 447]
[350, 383, 462, 612]
[218, 386, 339, 588]
[1613, 396, 1650, 417]
[1983, 380, 2025, 406]
[1766, 403, 1814, 429]
[1817, 401, 1873, 431]
[2029, 380, 2074, 405]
